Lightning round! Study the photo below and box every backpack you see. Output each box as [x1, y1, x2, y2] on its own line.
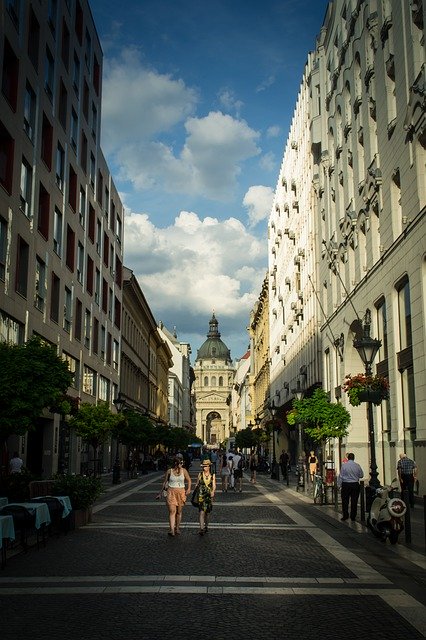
[237, 456, 243, 470]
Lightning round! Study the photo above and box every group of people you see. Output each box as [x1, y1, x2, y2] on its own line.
[337, 451, 418, 522]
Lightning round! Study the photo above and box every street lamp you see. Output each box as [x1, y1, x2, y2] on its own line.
[292, 376, 306, 487]
[112, 392, 125, 484]
[353, 309, 382, 502]
[269, 400, 280, 481]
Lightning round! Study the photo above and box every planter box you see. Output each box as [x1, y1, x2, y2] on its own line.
[68, 507, 92, 530]
[358, 389, 383, 405]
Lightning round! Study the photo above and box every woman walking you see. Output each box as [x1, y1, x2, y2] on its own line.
[219, 451, 230, 492]
[195, 459, 216, 535]
[249, 449, 258, 484]
[161, 454, 191, 536]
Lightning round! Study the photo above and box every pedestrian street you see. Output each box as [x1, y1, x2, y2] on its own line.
[0, 464, 425, 640]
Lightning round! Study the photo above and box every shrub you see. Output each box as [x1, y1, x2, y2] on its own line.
[51, 474, 103, 510]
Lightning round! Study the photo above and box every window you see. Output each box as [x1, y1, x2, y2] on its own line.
[0, 216, 7, 281]
[86, 255, 94, 294]
[95, 268, 100, 305]
[64, 286, 72, 332]
[100, 325, 106, 360]
[66, 224, 75, 271]
[61, 18, 70, 70]
[89, 152, 95, 188]
[70, 108, 78, 151]
[98, 375, 109, 401]
[0, 120, 14, 193]
[7, 0, 20, 31]
[116, 214, 122, 244]
[74, 1, 83, 44]
[103, 231, 109, 266]
[82, 79, 89, 121]
[114, 297, 121, 329]
[219, 376, 223, 386]
[115, 256, 122, 288]
[20, 157, 33, 218]
[75, 298, 82, 340]
[37, 182, 50, 239]
[53, 207, 63, 256]
[58, 79, 68, 130]
[35, 256, 46, 312]
[92, 317, 99, 354]
[2, 38, 19, 111]
[204, 377, 208, 386]
[97, 170, 103, 206]
[80, 131, 87, 174]
[82, 365, 96, 396]
[63, 352, 79, 389]
[50, 272, 60, 323]
[23, 81, 36, 142]
[88, 203, 95, 242]
[41, 113, 53, 170]
[113, 339, 119, 370]
[91, 103, 97, 140]
[397, 278, 412, 350]
[44, 46, 54, 101]
[93, 55, 100, 95]
[48, 0, 57, 35]
[104, 186, 109, 219]
[96, 219, 101, 254]
[55, 142, 65, 190]
[106, 332, 112, 365]
[72, 51, 80, 96]
[102, 278, 108, 312]
[84, 28, 92, 71]
[27, 7, 40, 70]
[15, 236, 30, 298]
[68, 164, 77, 211]
[79, 186, 86, 226]
[77, 241, 84, 283]
[0, 310, 24, 344]
[376, 298, 388, 361]
[108, 287, 113, 319]
[84, 308, 91, 348]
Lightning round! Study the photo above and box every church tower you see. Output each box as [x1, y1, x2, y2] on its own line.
[194, 314, 235, 445]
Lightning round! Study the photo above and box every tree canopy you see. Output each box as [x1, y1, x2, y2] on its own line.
[0, 336, 74, 443]
[287, 388, 350, 442]
[69, 402, 120, 452]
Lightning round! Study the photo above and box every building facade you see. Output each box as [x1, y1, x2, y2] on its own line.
[265, 0, 425, 488]
[0, 0, 125, 476]
[193, 314, 234, 446]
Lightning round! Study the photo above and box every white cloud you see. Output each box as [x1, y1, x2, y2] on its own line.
[124, 209, 266, 326]
[243, 185, 275, 227]
[218, 89, 244, 117]
[259, 151, 277, 172]
[266, 125, 281, 138]
[256, 75, 275, 93]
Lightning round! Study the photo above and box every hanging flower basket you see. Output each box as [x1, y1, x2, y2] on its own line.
[342, 373, 389, 407]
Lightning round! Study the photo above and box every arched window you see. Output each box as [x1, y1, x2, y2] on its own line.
[204, 376, 208, 386]
[211, 376, 216, 386]
[219, 376, 223, 386]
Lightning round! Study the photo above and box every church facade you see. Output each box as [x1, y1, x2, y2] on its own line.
[193, 315, 235, 446]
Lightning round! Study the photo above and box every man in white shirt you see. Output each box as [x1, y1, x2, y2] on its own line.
[231, 449, 243, 493]
[9, 452, 23, 474]
[337, 452, 364, 521]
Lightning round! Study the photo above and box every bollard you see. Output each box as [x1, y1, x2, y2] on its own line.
[334, 479, 339, 511]
[360, 481, 366, 522]
[403, 489, 411, 544]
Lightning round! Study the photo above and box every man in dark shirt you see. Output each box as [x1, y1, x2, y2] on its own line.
[397, 453, 417, 508]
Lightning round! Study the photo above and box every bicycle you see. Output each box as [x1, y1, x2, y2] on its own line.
[313, 473, 325, 505]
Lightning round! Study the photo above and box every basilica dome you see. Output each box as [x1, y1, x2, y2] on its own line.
[196, 314, 232, 363]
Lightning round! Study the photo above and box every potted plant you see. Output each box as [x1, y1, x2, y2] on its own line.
[342, 373, 389, 407]
[50, 474, 103, 528]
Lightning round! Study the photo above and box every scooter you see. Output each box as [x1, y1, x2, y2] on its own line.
[367, 479, 406, 544]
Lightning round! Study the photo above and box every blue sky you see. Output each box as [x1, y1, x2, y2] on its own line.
[89, 0, 329, 360]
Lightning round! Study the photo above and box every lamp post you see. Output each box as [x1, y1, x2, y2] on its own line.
[112, 392, 125, 484]
[269, 400, 280, 481]
[353, 309, 382, 507]
[292, 377, 305, 487]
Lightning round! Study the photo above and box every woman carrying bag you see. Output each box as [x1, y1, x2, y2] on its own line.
[161, 453, 191, 536]
[194, 459, 216, 536]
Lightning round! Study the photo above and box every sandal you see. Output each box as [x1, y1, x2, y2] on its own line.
[175, 528, 181, 535]
[168, 531, 175, 537]
[198, 529, 204, 536]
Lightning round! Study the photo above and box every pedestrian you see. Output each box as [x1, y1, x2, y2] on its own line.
[228, 453, 234, 489]
[249, 449, 258, 484]
[210, 449, 218, 474]
[195, 459, 216, 535]
[9, 451, 23, 474]
[308, 450, 318, 482]
[337, 452, 364, 522]
[397, 453, 417, 508]
[232, 448, 243, 492]
[219, 451, 230, 492]
[161, 453, 191, 536]
[279, 450, 289, 481]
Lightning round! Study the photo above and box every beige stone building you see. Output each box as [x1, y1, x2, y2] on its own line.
[0, 0, 123, 475]
[266, 0, 425, 489]
[193, 314, 234, 446]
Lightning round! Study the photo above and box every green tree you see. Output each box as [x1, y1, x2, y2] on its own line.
[0, 336, 74, 445]
[69, 402, 120, 475]
[287, 388, 350, 442]
[114, 410, 156, 450]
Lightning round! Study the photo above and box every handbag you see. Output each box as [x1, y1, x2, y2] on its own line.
[190, 485, 200, 507]
[162, 488, 168, 498]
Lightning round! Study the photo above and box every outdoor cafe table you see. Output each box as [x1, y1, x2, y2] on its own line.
[0, 514, 15, 567]
[6, 502, 51, 529]
[37, 495, 73, 518]
[0, 497, 8, 508]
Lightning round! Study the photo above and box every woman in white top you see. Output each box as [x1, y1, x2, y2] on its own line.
[161, 454, 191, 536]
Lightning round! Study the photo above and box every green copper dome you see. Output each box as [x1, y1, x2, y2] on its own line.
[196, 314, 232, 363]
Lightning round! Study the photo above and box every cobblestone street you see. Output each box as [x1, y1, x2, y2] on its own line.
[1, 463, 425, 640]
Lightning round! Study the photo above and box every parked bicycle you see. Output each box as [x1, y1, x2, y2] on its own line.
[313, 473, 325, 505]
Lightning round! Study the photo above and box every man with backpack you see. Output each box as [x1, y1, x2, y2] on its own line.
[232, 448, 244, 493]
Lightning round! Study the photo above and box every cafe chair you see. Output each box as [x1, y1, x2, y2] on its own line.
[0, 505, 37, 551]
[30, 497, 64, 537]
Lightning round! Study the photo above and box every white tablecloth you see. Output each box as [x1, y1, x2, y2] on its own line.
[0, 515, 15, 548]
[6, 503, 51, 529]
[37, 495, 72, 518]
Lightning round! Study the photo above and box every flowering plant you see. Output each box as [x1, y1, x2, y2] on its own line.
[342, 373, 389, 407]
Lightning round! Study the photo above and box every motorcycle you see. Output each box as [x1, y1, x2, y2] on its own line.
[367, 479, 406, 544]
[256, 458, 271, 474]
